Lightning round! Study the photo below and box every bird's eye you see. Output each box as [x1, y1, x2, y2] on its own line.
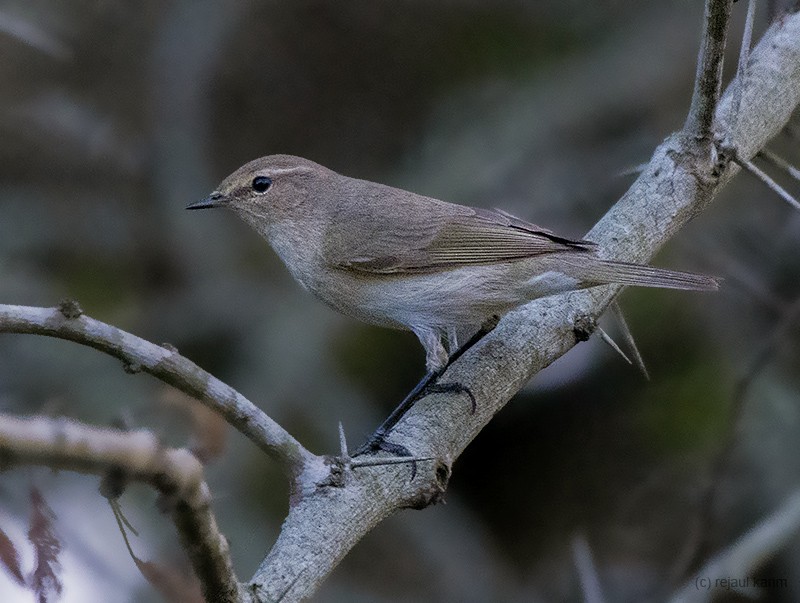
[252, 176, 272, 193]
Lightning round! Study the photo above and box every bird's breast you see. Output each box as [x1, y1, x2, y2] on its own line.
[309, 264, 526, 333]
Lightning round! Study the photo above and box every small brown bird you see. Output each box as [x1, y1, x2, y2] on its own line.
[188, 155, 717, 375]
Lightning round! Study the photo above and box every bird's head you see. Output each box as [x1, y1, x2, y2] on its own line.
[187, 155, 332, 233]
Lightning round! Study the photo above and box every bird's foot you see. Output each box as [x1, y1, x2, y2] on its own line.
[352, 379, 476, 460]
[353, 429, 411, 458]
[353, 430, 418, 478]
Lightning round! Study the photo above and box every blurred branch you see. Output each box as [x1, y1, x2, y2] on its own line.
[251, 9, 800, 603]
[572, 533, 606, 603]
[675, 295, 800, 581]
[685, 0, 734, 139]
[0, 413, 247, 603]
[669, 488, 800, 603]
[0, 9, 70, 60]
[0, 303, 320, 481]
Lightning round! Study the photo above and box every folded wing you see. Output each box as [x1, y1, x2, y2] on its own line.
[324, 179, 593, 275]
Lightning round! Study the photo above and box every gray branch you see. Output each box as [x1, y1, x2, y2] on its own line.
[3, 7, 800, 603]
[685, 0, 734, 139]
[251, 10, 800, 601]
[0, 303, 321, 482]
[0, 413, 247, 603]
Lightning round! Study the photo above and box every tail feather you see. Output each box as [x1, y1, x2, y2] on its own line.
[561, 256, 720, 291]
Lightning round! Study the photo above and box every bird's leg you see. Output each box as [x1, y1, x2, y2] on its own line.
[441, 314, 500, 370]
[353, 316, 500, 458]
[353, 369, 441, 458]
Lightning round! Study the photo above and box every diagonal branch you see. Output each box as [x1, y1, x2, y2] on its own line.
[0, 303, 319, 481]
[685, 0, 735, 139]
[250, 10, 800, 601]
[0, 413, 249, 603]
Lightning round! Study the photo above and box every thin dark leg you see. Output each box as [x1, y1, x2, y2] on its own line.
[447, 316, 499, 365]
[353, 317, 499, 457]
[353, 370, 439, 457]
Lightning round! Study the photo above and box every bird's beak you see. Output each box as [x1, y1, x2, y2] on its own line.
[186, 192, 226, 210]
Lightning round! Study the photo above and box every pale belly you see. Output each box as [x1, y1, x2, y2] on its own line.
[305, 259, 582, 333]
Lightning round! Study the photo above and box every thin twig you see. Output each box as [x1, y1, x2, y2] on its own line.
[0, 414, 246, 603]
[729, 0, 758, 133]
[685, 0, 735, 139]
[0, 304, 317, 478]
[734, 155, 800, 210]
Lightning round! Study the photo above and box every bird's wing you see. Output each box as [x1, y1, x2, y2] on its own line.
[323, 179, 595, 274]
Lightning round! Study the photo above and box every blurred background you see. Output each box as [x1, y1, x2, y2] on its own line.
[1, 1, 799, 601]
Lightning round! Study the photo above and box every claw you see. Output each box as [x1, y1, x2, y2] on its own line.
[353, 433, 417, 478]
[425, 381, 476, 414]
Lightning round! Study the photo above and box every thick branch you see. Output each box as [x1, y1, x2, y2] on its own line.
[685, 0, 734, 138]
[251, 10, 800, 601]
[0, 413, 247, 603]
[0, 304, 318, 481]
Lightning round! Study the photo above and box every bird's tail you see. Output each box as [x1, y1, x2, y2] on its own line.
[559, 256, 720, 291]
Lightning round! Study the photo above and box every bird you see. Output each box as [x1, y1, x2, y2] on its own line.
[188, 154, 718, 374]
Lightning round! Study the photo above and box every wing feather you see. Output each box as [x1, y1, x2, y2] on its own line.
[324, 176, 594, 274]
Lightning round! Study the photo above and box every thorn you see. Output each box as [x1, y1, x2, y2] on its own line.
[596, 327, 632, 365]
[735, 155, 800, 211]
[611, 302, 650, 380]
[351, 456, 433, 469]
[337, 421, 349, 459]
[758, 148, 800, 183]
[616, 163, 648, 178]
